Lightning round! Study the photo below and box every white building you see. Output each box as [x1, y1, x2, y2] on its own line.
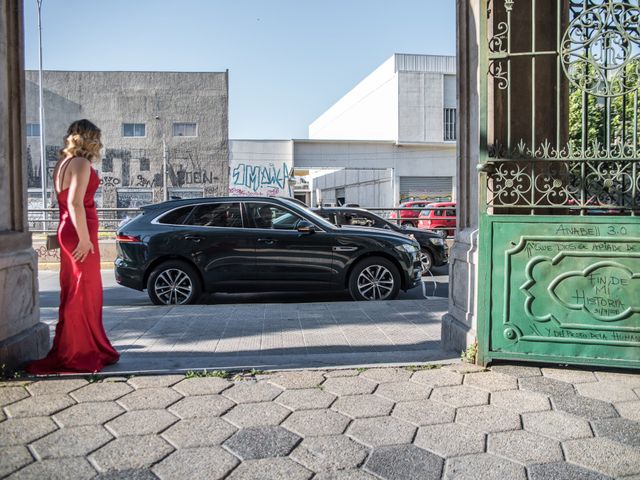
[230, 53, 456, 207]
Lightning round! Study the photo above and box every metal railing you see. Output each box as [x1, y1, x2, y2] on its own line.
[28, 205, 457, 237]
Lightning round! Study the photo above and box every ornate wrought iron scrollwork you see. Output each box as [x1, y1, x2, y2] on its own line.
[488, 60, 509, 90]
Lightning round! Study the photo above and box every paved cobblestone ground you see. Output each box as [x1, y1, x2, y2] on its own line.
[1, 363, 639, 479]
[39, 299, 452, 373]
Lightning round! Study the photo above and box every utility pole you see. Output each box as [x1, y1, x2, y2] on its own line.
[36, 0, 47, 208]
[163, 138, 168, 201]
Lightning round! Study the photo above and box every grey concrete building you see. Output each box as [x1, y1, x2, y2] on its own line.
[25, 70, 229, 209]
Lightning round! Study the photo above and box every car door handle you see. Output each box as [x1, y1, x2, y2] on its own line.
[257, 238, 276, 245]
[184, 235, 204, 242]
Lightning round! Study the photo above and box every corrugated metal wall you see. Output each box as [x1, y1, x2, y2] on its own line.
[395, 54, 456, 74]
[399, 176, 452, 199]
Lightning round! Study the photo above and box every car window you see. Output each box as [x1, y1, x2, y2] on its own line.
[187, 202, 242, 228]
[348, 213, 375, 227]
[246, 203, 305, 230]
[157, 206, 195, 225]
[446, 209, 456, 217]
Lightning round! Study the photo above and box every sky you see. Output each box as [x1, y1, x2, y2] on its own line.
[23, 0, 456, 139]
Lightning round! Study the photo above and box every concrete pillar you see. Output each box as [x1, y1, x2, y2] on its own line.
[0, 0, 49, 369]
[441, 0, 481, 353]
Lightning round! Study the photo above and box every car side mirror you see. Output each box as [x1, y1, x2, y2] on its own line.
[297, 221, 316, 234]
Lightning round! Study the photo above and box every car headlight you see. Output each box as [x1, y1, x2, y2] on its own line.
[395, 244, 418, 254]
[430, 237, 445, 246]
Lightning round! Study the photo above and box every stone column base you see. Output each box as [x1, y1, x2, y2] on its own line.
[442, 228, 479, 355]
[0, 322, 50, 371]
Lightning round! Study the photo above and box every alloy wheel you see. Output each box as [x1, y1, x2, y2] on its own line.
[419, 250, 432, 274]
[357, 264, 395, 300]
[153, 268, 193, 305]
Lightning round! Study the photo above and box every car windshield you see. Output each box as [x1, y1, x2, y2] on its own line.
[279, 199, 336, 230]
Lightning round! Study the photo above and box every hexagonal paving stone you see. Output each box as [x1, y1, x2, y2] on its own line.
[30, 425, 113, 459]
[463, 372, 518, 392]
[591, 417, 640, 447]
[411, 369, 463, 387]
[374, 381, 432, 402]
[275, 388, 336, 410]
[347, 417, 415, 448]
[267, 371, 326, 389]
[105, 409, 178, 436]
[323, 377, 376, 396]
[490, 364, 542, 378]
[527, 461, 615, 480]
[443, 453, 526, 480]
[594, 371, 640, 387]
[94, 468, 171, 479]
[90, 435, 174, 471]
[518, 376, 575, 397]
[226, 458, 313, 480]
[52, 402, 124, 428]
[281, 409, 351, 437]
[324, 369, 360, 378]
[487, 430, 562, 465]
[291, 435, 369, 471]
[332, 394, 394, 419]
[429, 385, 489, 408]
[575, 381, 639, 403]
[151, 446, 239, 480]
[0, 387, 29, 407]
[0, 417, 58, 447]
[116, 387, 182, 411]
[0, 446, 34, 478]
[490, 389, 551, 413]
[4, 394, 74, 418]
[26, 379, 88, 396]
[313, 470, 378, 480]
[414, 423, 485, 457]
[6, 457, 97, 480]
[70, 382, 133, 403]
[222, 381, 283, 404]
[455, 404, 521, 433]
[563, 437, 640, 477]
[392, 400, 455, 426]
[223, 426, 301, 460]
[162, 417, 237, 448]
[223, 402, 291, 428]
[541, 368, 598, 384]
[126, 375, 184, 389]
[615, 400, 640, 422]
[442, 362, 487, 374]
[168, 394, 235, 419]
[360, 368, 412, 383]
[172, 377, 230, 396]
[551, 394, 619, 420]
[364, 444, 443, 480]
[522, 410, 593, 440]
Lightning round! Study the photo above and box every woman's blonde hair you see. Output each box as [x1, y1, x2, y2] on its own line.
[59, 119, 102, 162]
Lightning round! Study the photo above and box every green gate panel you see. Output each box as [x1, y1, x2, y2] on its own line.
[479, 215, 640, 369]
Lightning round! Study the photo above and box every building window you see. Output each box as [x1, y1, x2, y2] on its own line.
[123, 123, 146, 137]
[172, 122, 197, 137]
[26, 123, 40, 137]
[444, 108, 456, 141]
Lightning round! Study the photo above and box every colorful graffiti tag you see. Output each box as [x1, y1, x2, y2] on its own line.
[230, 162, 292, 197]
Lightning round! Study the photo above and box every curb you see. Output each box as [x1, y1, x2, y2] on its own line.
[39, 262, 115, 271]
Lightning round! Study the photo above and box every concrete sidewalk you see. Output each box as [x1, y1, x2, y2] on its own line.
[40, 299, 455, 374]
[1, 363, 639, 479]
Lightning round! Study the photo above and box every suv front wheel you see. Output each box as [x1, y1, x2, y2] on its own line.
[147, 260, 202, 305]
[348, 257, 401, 301]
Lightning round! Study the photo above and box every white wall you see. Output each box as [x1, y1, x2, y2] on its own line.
[312, 169, 393, 207]
[229, 140, 294, 196]
[398, 72, 444, 143]
[308, 57, 398, 141]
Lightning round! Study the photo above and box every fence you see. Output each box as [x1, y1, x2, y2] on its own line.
[27, 205, 457, 237]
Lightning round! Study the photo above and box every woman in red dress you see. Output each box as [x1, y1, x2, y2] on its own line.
[27, 119, 119, 374]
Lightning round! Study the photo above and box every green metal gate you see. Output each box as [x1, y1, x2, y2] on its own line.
[478, 0, 640, 368]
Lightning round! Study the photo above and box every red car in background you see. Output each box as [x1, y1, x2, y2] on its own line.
[389, 201, 432, 227]
[417, 202, 457, 237]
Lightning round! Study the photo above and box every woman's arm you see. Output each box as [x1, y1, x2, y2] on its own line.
[67, 158, 94, 262]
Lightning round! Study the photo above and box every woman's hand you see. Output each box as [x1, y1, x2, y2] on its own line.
[72, 238, 94, 262]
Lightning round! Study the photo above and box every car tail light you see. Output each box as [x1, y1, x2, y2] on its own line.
[116, 234, 141, 243]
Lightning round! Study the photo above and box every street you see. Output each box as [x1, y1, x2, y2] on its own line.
[39, 266, 449, 308]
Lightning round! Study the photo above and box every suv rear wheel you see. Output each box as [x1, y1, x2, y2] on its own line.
[147, 260, 202, 305]
[418, 249, 433, 274]
[348, 257, 401, 301]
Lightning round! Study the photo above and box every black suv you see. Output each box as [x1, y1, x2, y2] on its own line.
[115, 197, 422, 305]
[312, 207, 448, 274]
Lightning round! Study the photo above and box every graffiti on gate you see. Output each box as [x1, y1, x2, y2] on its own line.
[34, 245, 61, 262]
[230, 162, 292, 196]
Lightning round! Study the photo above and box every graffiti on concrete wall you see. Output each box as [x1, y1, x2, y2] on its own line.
[229, 161, 293, 197]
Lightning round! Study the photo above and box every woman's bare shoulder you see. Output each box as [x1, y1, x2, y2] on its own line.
[69, 156, 91, 172]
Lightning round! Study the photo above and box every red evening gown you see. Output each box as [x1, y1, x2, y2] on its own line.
[26, 164, 119, 374]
